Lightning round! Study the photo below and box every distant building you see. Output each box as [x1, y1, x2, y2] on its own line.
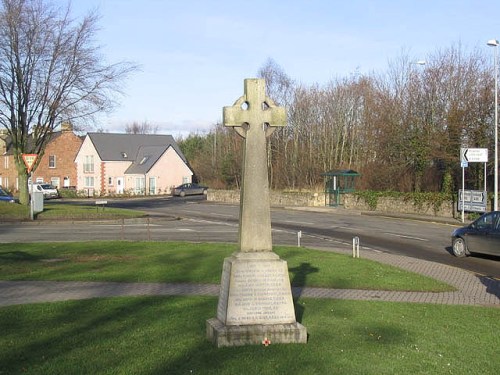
[75, 133, 193, 196]
[0, 123, 82, 190]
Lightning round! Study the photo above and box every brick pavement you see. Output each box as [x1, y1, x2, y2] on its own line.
[1, 250, 498, 307]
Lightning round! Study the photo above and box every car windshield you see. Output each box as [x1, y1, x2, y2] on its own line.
[0, 188, 9, 196]
[40, 184, 54, 189]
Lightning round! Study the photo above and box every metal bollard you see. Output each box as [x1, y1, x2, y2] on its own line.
[352, 236, 360, 258]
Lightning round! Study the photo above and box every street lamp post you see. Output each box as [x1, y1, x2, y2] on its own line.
[487, 39, 499, 211]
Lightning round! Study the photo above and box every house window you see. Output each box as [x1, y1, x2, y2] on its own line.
[108, 177, 113, 186]
[49, 155, 56, 168]
[149, 177, 156, 195]
[84, 176, 94, 187]
[4, 156, 8, 169]
[135, 177, 145, 195]
[51, 177, 60, 188]
[83, 155, 94, 173]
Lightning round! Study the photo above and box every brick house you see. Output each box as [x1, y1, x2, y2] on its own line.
[0, 123, 83, 191]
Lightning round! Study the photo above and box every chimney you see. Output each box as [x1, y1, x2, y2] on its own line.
[61, 122, 73, 132]
[0, 129, 7, 155]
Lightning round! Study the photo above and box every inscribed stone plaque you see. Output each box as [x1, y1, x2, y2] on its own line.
[216, 255, 296, 326]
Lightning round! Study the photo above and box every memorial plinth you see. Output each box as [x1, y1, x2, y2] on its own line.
[206, 79, 307, 347]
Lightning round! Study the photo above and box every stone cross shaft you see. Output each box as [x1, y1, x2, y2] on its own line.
[223, 79, 286, 252]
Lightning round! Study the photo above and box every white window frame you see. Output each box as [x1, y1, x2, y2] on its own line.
[149, 177, 156, 195]
[83, 155, 94, 173]
[51, 177, 60, 188]
[49, 155, 56, 168]
[84, 176, 94, 188]
[134, 177, 145, 195]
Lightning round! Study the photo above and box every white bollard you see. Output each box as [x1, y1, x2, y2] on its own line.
[297, 230, 302, 247]
[352, 236, 360, 258]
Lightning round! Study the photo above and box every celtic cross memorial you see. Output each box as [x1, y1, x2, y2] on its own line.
[206, 78, 307, 347]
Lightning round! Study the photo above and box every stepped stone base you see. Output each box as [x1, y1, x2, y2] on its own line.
[206, 318, 307, 348]
[207, 251, 307, 347]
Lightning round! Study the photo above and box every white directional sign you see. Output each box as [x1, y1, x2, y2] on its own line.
[460, 148, 488, 163]
[458, 189, 487, 212]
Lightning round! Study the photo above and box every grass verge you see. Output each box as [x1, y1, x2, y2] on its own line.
[0, 202, 144, 220]
[0, 296, 498, 375]
[0, 241, 453, 291]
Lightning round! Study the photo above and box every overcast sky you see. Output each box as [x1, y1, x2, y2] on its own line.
[66, 0, 500, 138]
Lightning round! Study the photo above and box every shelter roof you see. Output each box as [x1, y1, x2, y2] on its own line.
[321, 169, 360, 176]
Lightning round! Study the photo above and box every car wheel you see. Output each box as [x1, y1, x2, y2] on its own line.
[452, 237, 468, 257]
[203, 189, 208, 195]
[180, 191, 186, 197]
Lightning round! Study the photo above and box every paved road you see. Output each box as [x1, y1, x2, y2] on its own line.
[111, 197, 500, 278]
[2, 197, 499, 278]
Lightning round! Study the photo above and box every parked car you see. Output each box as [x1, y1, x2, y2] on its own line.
[0, 186, 15, 203]
[30, 183, 59, 199]
[173, 183, 208, 197]
[451, 211, 500, 257]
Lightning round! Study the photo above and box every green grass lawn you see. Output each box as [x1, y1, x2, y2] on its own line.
[0, 296, 498, 375]
[0, 241, 498, 374]
[0, 201, 144, 220]
[0, 241, 453, 291]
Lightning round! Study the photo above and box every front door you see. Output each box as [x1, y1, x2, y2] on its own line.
[116, 177, 124, 194]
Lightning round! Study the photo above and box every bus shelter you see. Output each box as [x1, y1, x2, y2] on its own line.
[321, 169, 360, 207]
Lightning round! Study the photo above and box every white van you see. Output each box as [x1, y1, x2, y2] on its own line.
[30, 183, 59, 199]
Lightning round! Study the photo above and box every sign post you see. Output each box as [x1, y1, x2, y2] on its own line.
[22, 154, 38, 220]
[459, 148, 488, 222]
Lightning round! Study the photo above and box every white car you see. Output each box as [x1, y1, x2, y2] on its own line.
[30, 183, 59, 199]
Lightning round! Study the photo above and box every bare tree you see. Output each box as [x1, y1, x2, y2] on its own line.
[125, 121, 159, 134]
[0, 0, 137, 204]
[189, 47, 494, 194]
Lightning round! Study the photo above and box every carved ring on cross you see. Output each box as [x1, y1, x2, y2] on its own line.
[223, 79, 286, 139]
[228, 96, 281, 138]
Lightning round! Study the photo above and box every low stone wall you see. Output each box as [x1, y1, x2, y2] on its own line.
[208, 190, 324, 207]
[342, 194, 455, 218]
[208, 189, 457, 218]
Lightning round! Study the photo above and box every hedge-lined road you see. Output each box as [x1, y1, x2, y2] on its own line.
[2, 196, 499, 279]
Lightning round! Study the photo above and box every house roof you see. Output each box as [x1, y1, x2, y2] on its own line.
[0, 130, 83, 155]
[87, 133, 189, 174]
[125, 145, 171, 174]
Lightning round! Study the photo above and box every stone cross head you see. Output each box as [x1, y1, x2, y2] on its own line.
[223, 79, 286, 138]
